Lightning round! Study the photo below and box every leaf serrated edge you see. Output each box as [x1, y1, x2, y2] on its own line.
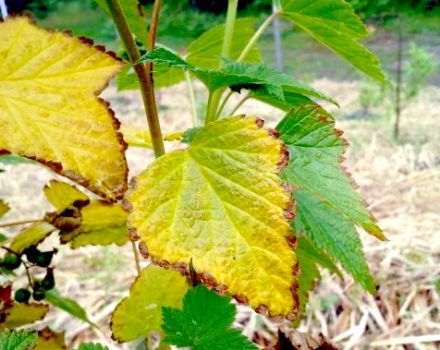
[0, 16, 129, 202]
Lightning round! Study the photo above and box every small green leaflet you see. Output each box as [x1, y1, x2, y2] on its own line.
[280, 0, 386, 81]
[277, 105, 385, 292]
[139, 48, 337, 105]
[186, 17, 261, 69]
[0, 330, 37, 350]
[162, 285, 257, 350]
[45, 289, 98, 329]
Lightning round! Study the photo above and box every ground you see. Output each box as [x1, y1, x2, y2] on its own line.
[1, 9, 440, 350]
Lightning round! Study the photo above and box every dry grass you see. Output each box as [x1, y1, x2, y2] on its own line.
[0, 80, 439, 349]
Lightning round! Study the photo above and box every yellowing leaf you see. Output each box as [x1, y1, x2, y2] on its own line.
[111, 265, 189, 342]
[0, 200, 10, 218]
[34, 328, 66, 350]
[70, 201, 128, 248]
[128, 117, 297, 317]
[10, 222, 56, 254]
[120, 125, 152, 148]
[0, 303, 49, 330]
[44, 180, 89, 210]
[0, 17, 128, 201]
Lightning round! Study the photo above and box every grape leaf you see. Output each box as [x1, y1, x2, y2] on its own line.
[45, 289, 97, 328]
[0, 17, 128, 201]
[0, 330, 37, 350]
[95, 0, 148, 46]
[0, 303, 49, 330]
[187, 17, 261, 69]
[280, 0, 386, 81]
[44, 180, 89, 210]
[68, 201, 128, 248]
[34, 327, 66, 350]
[277, 105, 384, 292]
[162, 285, 257, 350]
[251, 89, 313, 111]
[140, 48, 337, 105]
[128, 116, 297, 317]
[120, 125, 153, 148]
[111, 265, 189, 342]
[9, 222, 56, 254]
[0, 200, 10, 218]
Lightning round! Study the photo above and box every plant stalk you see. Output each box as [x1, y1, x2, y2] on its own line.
[105, 0, 165, 157]
[205, 0, 239, 124]
[185, 72, 198, 126]
[131, 241, 141, 275]
[0, 219, 41, 228]
[238, 11, 279, 63]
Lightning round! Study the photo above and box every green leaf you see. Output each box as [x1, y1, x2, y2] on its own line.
[280, 0, 386, 81]
[111, 265, 189, 342]
[0, 233, 8, 243]
[163, 285, 257, 350]
[140, 48, 337, 105]
[128, 116, 297, 317]
[0, 329, 37, 350]
[44, 180, 89, 210]
[251, 89, 313, 111]
[10, 222, 56, 254]
[277, 105, 383, 292]
[0, 155, 32, 165]
[95, 0, 148, 46]
[0, 200, 10, 218]
[78, 343, 109, 350]
[295, 236, 341, 321]
[69, 201, 128, 248]
[116, 64, 185, 91]
[187, 18, 261, 69]
[45, 289, 97, 328]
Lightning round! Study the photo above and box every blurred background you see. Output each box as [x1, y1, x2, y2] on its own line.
[1, 0, 440, 349]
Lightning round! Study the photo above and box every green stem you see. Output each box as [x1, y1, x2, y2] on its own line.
[185, 72, 198, 126]
[105, 0, 165, 157]
[131, 241, 141, 275]
[238, 11, 279, 63]
[204, 0, 239, 124]
[229, 94, 250, 115]
[0, 219, 41, 228]
[215, 90, 233, 118]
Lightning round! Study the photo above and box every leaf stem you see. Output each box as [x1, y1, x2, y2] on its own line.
[131, 241, 141, 275]
[204, 0, 239, 124]
[238, 11, 279, 63]
[185, 72, 198, 126]
[0, 219, 41, 228]
[215, 90, 233, 118]
[105, 0, 165, 157]
[229, 94, 250, 115]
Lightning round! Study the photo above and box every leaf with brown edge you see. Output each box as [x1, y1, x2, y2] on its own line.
[0, 17, 128, 201]
[128, 116, 298, 318]
[34, 327, 66, 350]
[10, 222, 56, 254]
[111, 265, 189, 342]
[69, 200, 129, 248]
[0, 303, 49, 330]
[0, 200, 10, 218]
[44, 180, 89, 210]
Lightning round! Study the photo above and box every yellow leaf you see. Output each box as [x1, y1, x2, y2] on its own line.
[0, 303, 49, 330]
[120, 125, 152, 148]
[128, 117, 298, 318]
[0, 17, 127, 201]
[44, 180, 89, 210]
[34, 327, 66, 350]
[70, 200, 128, 248]
[0, 200, 10, 218]
[10, 222, 56, 254]
[111, 265, 189, 342]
